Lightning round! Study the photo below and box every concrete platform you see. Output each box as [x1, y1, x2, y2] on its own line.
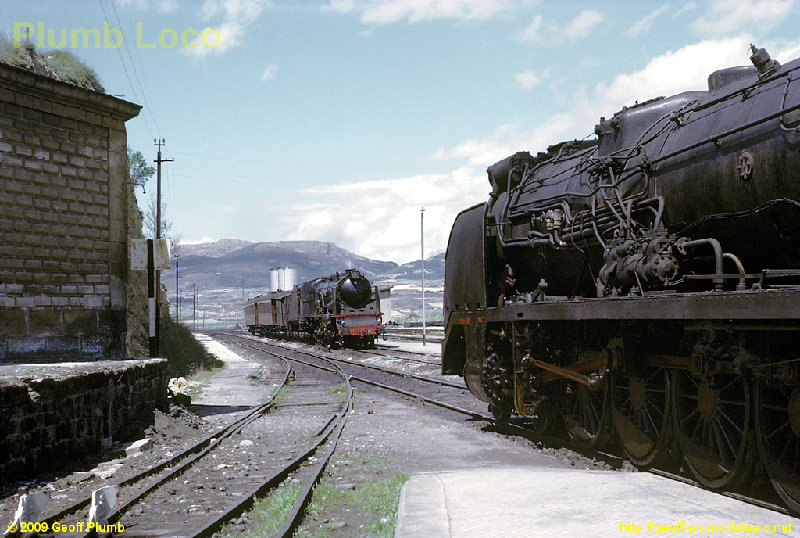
[192, 333, 277, 407]
[395, 467, 800, 537]
[380, 339, 441, 356]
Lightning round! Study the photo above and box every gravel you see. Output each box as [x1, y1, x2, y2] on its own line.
[0, 333, 609, 536]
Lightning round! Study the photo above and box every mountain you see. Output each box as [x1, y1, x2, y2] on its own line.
[166, 239, 402, 292]
[162, 239, 445, 328]
[379, 251, 445, 281]
[177, 239, 253, 258]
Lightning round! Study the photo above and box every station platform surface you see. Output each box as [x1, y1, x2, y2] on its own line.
[192, 333, 276, 407]
[395, 467, 800, 537]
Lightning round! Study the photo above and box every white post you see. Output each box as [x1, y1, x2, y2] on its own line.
[421, 206, 426, 346]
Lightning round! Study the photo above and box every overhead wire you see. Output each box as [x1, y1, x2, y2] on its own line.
[96, 0, 157, 138]
[169, 149, 436, 172]
[109, 0, 163, 134]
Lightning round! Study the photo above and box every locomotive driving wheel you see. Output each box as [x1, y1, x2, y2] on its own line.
[561, 376, 610, 449]
[673, 369, 752, 488]
[755, 381, 800, 512]
[613, 369, 671, 467]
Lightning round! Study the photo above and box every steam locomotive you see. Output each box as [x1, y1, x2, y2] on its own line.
[442, 46, 800, 508]
[244, 268, 383, 348]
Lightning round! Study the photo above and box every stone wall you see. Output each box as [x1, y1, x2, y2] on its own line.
[0, 61, 141, 360]
[0, 358, 168, 482]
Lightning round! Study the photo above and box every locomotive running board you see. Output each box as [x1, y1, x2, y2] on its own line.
[472, 288, 800, 321]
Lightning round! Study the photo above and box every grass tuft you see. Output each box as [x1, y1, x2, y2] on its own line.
[159, 317, 223, 378]
[230, 482, 303, 537]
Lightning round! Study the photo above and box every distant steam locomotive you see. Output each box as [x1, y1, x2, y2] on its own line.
[244, 269, 383, 348]
[442, 46, 800, 509]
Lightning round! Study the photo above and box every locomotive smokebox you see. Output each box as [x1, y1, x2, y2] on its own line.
[339, 275, 372, 309]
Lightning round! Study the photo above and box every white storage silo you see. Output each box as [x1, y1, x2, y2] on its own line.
[284, 267, 298, 290]
[269, 268, 280, 292]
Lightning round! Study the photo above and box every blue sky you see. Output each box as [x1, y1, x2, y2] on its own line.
[2, 1, 800, 263]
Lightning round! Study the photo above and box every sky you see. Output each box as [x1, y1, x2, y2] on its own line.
[2, 0, 800, 263]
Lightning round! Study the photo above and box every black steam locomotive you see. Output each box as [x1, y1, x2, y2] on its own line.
[442, 46, 800, 508]
[244, 269, 383, 348]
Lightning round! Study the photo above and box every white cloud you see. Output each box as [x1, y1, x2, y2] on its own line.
[116, 0, 178, 13]
[201, 0, 271, 21]
[564, 10, 605, 41]
[517, 15, 544, 42]
[690, 0, 795, 36]
[776, 40, 800, 62]
[513, 69, 546, 89]
[517, 9, 604, 43]
[283, 36, 800, 263]
[183, 235, 217, 245]
[593, 37, 754, 109]
[323, 0, 524, 24]
[627, 5, 670, 38]
[286, 168, 486, 263]
[183, 0, 271, 57]
[260, 64, 278, 81]
[673, 1, 698, 19]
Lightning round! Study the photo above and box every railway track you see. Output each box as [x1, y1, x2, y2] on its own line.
[221, 332, 793, 517]
[368, 346, 440, 366]
[19, 341, 354, 538]
[222, 336, 479, 420]
[223, 333, 470, 400]
[29, 358, 290, 536]
[193, 345, 354, 538]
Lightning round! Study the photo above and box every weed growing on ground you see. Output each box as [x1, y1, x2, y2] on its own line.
[235, 455, 408, 537]
[225, 481, 303, 537]
[325, 382, 350, 394]
[301, 473, 409, 537]
[183, 367, 223, 399]
[268, 386, 292, 406]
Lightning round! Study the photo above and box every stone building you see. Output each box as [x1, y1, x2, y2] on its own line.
[0, 57, 171, 482]
[0, 60, 141, 360]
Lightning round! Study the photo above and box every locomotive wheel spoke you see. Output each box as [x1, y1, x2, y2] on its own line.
[561, 376, 610, 449]
[755, 381, 800, 512]
[674, 369, 752, 489]
[613, 369, 671, 467]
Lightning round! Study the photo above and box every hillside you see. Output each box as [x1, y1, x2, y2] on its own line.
[162, 240, 444, 328]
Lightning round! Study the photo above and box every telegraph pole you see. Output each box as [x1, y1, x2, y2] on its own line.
[175, 254, 180, 322]
[154, 139, 173, 241]
[193, 283, 197, 332]
[421, 206, 426, 346]
[153, 139, 173, 353]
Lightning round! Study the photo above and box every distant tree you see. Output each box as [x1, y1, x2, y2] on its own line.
[128, 146, 155, 192]
[131, 146, 181, 255]
[142, 193, 182, 254]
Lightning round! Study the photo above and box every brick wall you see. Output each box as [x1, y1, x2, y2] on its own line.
[0, 62, 141, 360]
[0, 358, 168, 482]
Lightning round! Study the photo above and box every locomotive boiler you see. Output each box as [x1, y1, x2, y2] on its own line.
[245, 268, 383, 348]
[442, 46, 800, 509]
